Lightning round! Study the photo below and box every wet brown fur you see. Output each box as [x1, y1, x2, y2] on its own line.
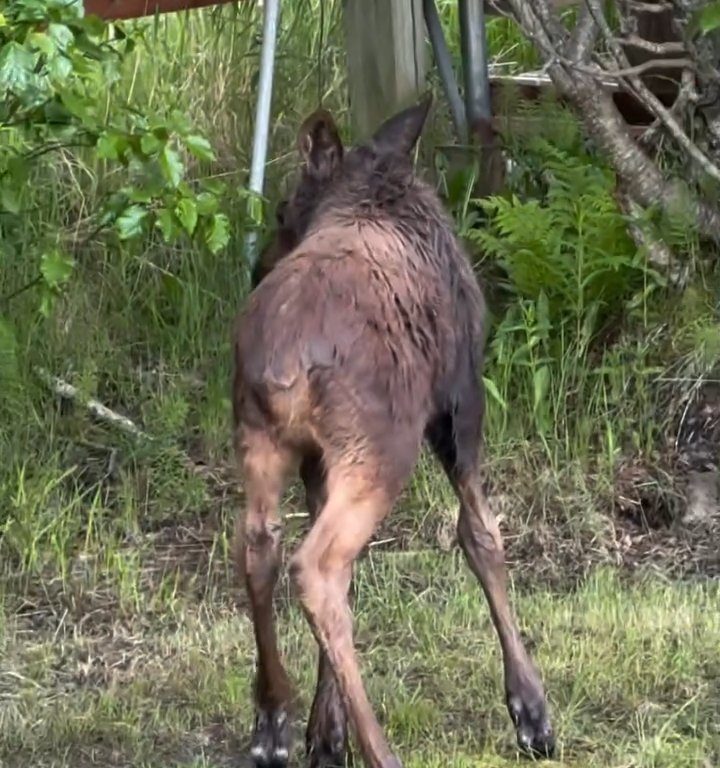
[232, 97, 554, 768]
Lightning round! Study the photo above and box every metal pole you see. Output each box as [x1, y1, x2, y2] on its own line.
[458, 0, 491, 129]
[422, 0, 468, 143]
[244, 0, 281, 271]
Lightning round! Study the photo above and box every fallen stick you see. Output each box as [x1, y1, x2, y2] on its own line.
[34, 367, 234, 489]
[36, 367, 149, 438]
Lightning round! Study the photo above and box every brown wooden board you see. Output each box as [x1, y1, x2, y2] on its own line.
[84, 0, 240, 21]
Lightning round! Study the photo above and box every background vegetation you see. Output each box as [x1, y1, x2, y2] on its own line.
[1, 1, 718, 766]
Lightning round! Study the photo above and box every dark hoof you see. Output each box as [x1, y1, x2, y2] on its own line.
[250, 708, 291, 767]
[307, 743, 348, 768]
[306, 715, 349, 767]
[507, 692, 555, 759]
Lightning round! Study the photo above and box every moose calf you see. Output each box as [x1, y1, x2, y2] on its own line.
[232, 96, 554, 768]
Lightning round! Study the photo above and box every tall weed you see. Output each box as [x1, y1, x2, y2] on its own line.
[465, 103, 667, 463]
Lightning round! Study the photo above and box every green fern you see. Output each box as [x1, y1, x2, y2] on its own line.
[470, 107, 668, 445]
[469, 138, 652, 329]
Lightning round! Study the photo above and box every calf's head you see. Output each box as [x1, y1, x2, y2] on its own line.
[251, 95, 432, 287]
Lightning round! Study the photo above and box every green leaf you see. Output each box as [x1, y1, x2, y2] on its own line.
[533, 365, 550, 414]
[39, 285, 56, 319]
[536, 291, 550, 331]
[51, 0, 85, 20]
[77, 12, 107, 36]
[166, 109, 192, 135]
[0, 42, 35, 95]
[196, 191, 219, 216]
[1, 184, 21, 215]
[6, 156, 29, 184]
[48, 53, 73, 83]
[140, 133, 162, 156]
[48, 23, 75, 52]
[127, 187, 153, 204]
[247, 192, 263, 227]
[28, 32, 56, 56]
[96, 132, 127, 160]
[59, 88, 93, 122]
[175, 197, 198, 235]
[0, 13, 7, 28]
[159, 144, 184, 188]
[201, 177, 225, 196]
[116, 204, 148, 240]
[184, 134, 215, 162]
[205, 213, 230, 254]
[40, 250, 75, 289]
[482, 376, 507, 412]
[156, 208, 180, 242]
[694, 1, 720, 34]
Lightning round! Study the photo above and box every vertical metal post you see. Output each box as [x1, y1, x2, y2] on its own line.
[423, 0, 468, 143]
[458, 0, 491, 130]
[244, 0, 281, 271]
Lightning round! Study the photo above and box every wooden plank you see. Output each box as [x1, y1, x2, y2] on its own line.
[488, 74, 662, 129]
[343, 0, 429, 141]
[84, 0, 240, 21]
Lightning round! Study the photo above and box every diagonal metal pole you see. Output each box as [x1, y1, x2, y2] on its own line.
[423, 0, 468, 143]
[244, 0, 281, 273]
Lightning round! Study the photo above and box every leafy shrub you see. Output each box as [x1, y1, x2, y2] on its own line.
[465, 103, 666, 444]
[472, 139, 655, 327]
[0, 0, 230, 383]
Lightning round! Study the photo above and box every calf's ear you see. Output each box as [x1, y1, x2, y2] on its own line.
[371, 93, 433, 156]
[297, 109, 344, 180]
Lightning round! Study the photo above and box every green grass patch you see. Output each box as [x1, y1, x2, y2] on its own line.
[1, 553, 718, 767]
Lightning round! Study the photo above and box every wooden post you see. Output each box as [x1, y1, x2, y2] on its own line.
[343, 0, 429, 141]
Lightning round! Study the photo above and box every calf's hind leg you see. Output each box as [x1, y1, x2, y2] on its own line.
[290, 465, 405, 768]
[426, 401, 555, 758]
[233, 430, 293, 768]
[300, 453, 350, 768]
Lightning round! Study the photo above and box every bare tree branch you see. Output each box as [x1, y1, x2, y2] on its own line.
[501, 0, 720, 242]
[565, 1, 599, 62]
[639, 68, 699, 148]
[583, 0, 720, 182]
[621, 35, 686, 56]
[616, 182, 687, 288]
[624, 1, 672, 12]
[588, 57, 694, 78]
[35, 367, 234, 488]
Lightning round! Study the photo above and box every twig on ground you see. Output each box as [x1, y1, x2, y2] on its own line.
[34, 367, 234, 489]
[36, 367, 149, 439]
[368, 537, 398, 549]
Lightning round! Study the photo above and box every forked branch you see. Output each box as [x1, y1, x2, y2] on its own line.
[501, 0, 720, 246]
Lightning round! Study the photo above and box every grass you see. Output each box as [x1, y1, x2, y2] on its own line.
[1, 549, 719, 767]
[1, 2, 719, 767]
